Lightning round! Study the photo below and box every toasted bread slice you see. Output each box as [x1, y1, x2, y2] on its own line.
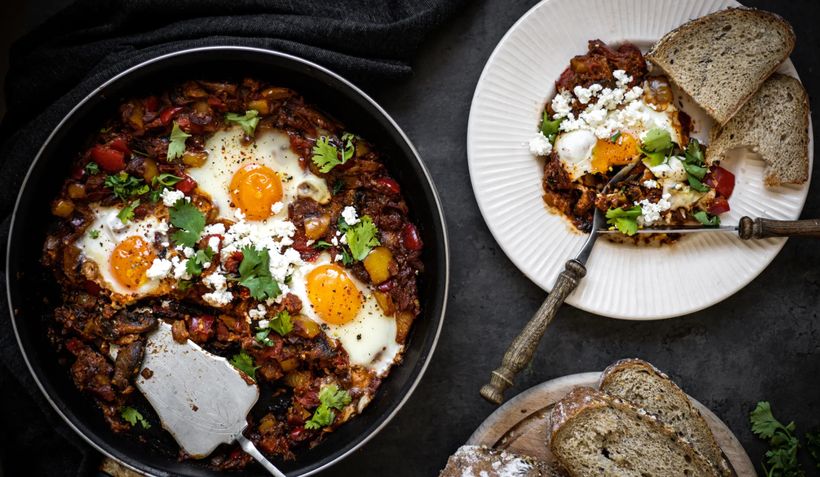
[439, 445, 562, 477]
[707, 73, 809, 186]
[646, 8, 795, 125]
[599, 359, 735, 476]
[549, 387, 718, 477]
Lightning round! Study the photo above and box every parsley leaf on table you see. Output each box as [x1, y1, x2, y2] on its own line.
[225, 110, 260, 136]
[121, 406, 151, 429]
[750, 401, 803, 477]
[167, 122, 190, 162]
[345, 215, 380, 261]
[104, 172, 149, 200]
[806, 430, 820, 468]
[229, 351, 258, 381]
[605, 206, 642, 236]
[304, 384, 352, 430]
[169, 199, 205, 248]
[238, 246, 280, 301]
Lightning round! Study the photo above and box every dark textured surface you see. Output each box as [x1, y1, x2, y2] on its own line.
[2, 0, 819, 476]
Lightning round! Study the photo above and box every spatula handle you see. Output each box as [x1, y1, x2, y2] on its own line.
[480, 259, 586, 405]
[739, 217, 820, 239]
[237, 434, 287, 477]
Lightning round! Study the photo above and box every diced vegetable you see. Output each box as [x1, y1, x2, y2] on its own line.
[375, 177, 401, 195]
[304, 214, 331, 240]
[279, 358, 298, 372]
[141, 159, 159, 183]
[373, 290, 396, 316]
[67, 183, 86, 199]
[292, 314, 321, 339]
[181, 151, 208, 167]
[363, 246, 393, 284]
[395, 311, 414, 343]
[189, 315, 215, 342]
[284, 370, 311, 388]
[174, 175, 197, 194]
[51, 199, 75, 218]
[247, 99, 270, 115]
[402, 223, 423, 251]
[705, 166, 736, 198]
[707, 196, 731, 215]
[159, 106, 184, 125]
[90, 145, 126, 172]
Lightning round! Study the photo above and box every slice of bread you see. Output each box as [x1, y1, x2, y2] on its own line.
[599, 359, 735, 476]
[549, 387, 718, 477]
[646, 8, 795, 125]
[439, 445, 563, 477]
[707, 73, 809, 186]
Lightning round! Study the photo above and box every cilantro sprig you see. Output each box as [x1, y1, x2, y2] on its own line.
[606, 206, 642, 236]
[226, 110, 260, 136]
[640, 128, 674, 167]
[229, 351, 258, 381]
[167, 122, 190, 162]
[304, 384, 352, 430]
[238, 246, 280, 301]
[85, 162, 100, 175]
[255, 311, 293, 346]
[683, 139, 710, 193]
[121, 406, 151, 429]
[341, 215, 380, 261]
[694, 211, 720, 227]
[750, 401, 804, 476]
[169, 199, 205, 248]
[117, 200, 140, 224]
[104, 172, 149, 200]
[185, 247, 215, 276]
[540, 111, 562, 143]
[311, 134, 355, 173]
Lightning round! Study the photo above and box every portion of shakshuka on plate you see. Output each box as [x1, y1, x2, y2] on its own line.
[43, 79, 424, 467]
[529, 40, 735, 237]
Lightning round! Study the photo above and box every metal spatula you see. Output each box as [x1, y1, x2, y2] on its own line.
[115, 321, 286, 477]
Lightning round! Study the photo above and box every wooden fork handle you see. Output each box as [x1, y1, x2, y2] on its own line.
[739, 217, 820, 239]
[480, 259, 586, 405]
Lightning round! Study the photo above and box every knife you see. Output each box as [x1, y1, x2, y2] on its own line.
[598, 217, 820, 237]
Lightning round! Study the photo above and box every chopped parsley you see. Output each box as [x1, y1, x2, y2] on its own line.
[84, 162, 100, 175]
[304, 384, 352, 430]
[167, 122, 190, 162]
[117, 200, 140, 224]
[121, 406, 151, 429]
[540, 111, 562, 143]
[345, 215, 380, 261]
[313, 240, 333, 250]
[311, 134, 355, 173]
[185, 247, 215, 276]
[152, 173, 182, 187]
[229, 351, 258, 381]
[255, 328, 275, 347]
[682, 139, 710, 192]
[104, 172, 149, 200]
[610, 131, 622, 143]
[640, 128, 674, 167]
[693, 211, 720, 227]
[606, 206, 642, 236]
[169, 199, 205, 248]
[238, 246, 280, 301]
[88, 229, 100, 239]
[750, 401, 802, 476]
[256, 310, 293, 345]
[225, 110, 260, 136]
[340, 248, 354, 266]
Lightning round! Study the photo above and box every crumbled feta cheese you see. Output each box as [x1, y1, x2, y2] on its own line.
[528, 132, 553, 156]
[207, 235, 220, 252]
[339, 233, 348, 245]
[271, 202, 284, 214]
[234, 209, 246, 221]
[334, 254, 344, 262]
[341, 206, 360, 225]
[160, 188, 185, 207]
[202, 271, 227, 290]
[550, 91, 573, 118]
[257, 319, 270, 328]
[183, 247, 195, 258]
[636, 193, 672, 225]
[146, 258, 172, 280]
[331, 236, 339, 246]
[642, 179, 658, 189]
[171, 256, 191, 280]
[248, 304, 267, 321]
[202, 268, 232, 307]
[203, 223, 226, 236]
[613, 69, 633, 88]
[203, 289, 233, 307]
[647, 156, 687, 182]
[156, 220, 169, 235]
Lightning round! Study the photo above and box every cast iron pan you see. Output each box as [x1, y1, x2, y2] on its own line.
[6, 47, 449, 476]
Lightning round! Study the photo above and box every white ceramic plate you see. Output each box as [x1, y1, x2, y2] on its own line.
[467, 0, 813, 319]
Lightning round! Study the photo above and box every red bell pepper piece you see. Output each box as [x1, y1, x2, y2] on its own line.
[89, 145, 126, 172]
[705, 166, 735, 198]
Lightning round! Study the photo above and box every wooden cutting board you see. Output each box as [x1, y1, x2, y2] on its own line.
[467, 372, 757, 476]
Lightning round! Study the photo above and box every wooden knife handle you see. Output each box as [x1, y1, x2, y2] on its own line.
[480, 259, 586, 405]
[739, 217, 820, 239]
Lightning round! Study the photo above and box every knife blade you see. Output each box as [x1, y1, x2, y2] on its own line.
[597, 225, 737, 234]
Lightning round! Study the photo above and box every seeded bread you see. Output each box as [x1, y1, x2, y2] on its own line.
[549, 387, 718, 477]
[646, 8, 795, 125]
[706, 73, 809, 186]
[439, 445, 563, 477]
[599, 359, 735, 476]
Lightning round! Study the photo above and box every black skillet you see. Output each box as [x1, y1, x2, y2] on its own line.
[6, 46, 449, 477]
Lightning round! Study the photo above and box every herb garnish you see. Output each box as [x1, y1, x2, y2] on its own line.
[117, 200, 140, 224]
[225, 110, 260, 136]
[606, 206, 642, 236]
[169, 199, 205, 248]
[121, 406, 151, 429]
[304, 384, 352, 430]
[185, 247, 215, 276]
[694, 211, 720, 227]
[344, 216, 380, 261]
[85, 162, 100, 175]
[640, 128, 674, 167]
[229, 351, 258, 381]
[88, 229, 100, 239]
[540, 111, 562, 143]
[152, 173, 182, 187]
[167, 122, 190, 162]
[104, 172, 149, 200]
[238, 246, 280, 301]
[750, 401, 804, 476]
[311, 134, 355, 173]
[682, 139, 710, 192]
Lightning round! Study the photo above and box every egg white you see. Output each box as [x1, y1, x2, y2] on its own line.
[288, 252, 402, 376]
[187, 126, 331, 222]
[76, 205, 170, 298]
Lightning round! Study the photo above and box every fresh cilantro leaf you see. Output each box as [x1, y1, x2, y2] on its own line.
[169, 199, 205, 248]
[225, 110, 260, 136]
[104, 172, 149, 200]
[806, 430, 820, 468]
[683, 162, 707, 180]
[750, 401, 804, 476]
[341, 133, 356, 162]
[642, 128, 673, 153]
[688, 175, 710, 192]
[694, 211, 720, 227]
[88, 229, 100, 239]
[167, 122, 190, 162]
[641, 150, 667, 168]
[85, 162, 100, 175]
[238, 247, 281, 300]
[605, 206, 642, 236]
[121, 406, 151, 429]
[312, 136, 342, 173]
[332, 180, 345, 195]
[540, 111, 562, 143]
[684, 138, 705, 165]
[152, 173, 182, 187]
[269, 310, 293, 336]
[255, 328, 274, 347]
[117, 200, 140, 224]
[148, 189, 162, 203]
[341, 248, 354, 266]
[185, 247, 215, 276]
[313, 240, 333, 250]
[752, 402, 785, 439]
[229, 351, 258, 381]
[610, 131, 622, 143]
[345, 215, 380, 261]
[305, 384, 351, 430]
[337, 215, 350, 233]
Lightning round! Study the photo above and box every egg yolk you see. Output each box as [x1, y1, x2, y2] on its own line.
[591, 132, 639, 174]
[110, 236, 156, 290]
[306, 264, 363, 325]
[229, 164, 283, 220]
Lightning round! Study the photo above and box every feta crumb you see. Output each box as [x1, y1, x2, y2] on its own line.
[171, 256, 191, 280]
[271, 202, 284, 214]
[203, 223, 226, 236]
[339, 233, 348, 244]
[550, 91, 573, 118]
[257, 319, 270, 329]
[636, 193, 672, 225]
[248, 304, 267, 321]
[207, 235, 220, 252]
[341, 206, 360, 225]
[528, 132, 553, 156]
[334, 254, 344, 262]
[642, 179, 658, 189]
[146, 258, 172, 280]
[203, 290, 233, 307]
[613, 69, 633, 88]
[183, 247, 195, 258]
[160, 188, 185, 207]
[234, 209, 246, 221]
[331, 236, 339, 246]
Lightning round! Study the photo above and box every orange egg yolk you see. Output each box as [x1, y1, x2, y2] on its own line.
[229, 164, 283, 220]
[110, 236, 156, 290]
[591, 133, 639, 174]
[305, 264, 363, 325]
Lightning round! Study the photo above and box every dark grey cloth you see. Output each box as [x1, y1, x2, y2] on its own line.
[0, 1, 462, 475]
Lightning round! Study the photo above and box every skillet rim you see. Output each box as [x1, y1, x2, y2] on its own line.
[5, 45, 449, 477]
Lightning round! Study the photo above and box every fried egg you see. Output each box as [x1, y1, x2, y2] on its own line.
[288, 252, 402, 376]
[76, 205, 171, 299]
[187, 126, 331, 222]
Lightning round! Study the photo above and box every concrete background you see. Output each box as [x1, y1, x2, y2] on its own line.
[2, 0, 818, 475]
